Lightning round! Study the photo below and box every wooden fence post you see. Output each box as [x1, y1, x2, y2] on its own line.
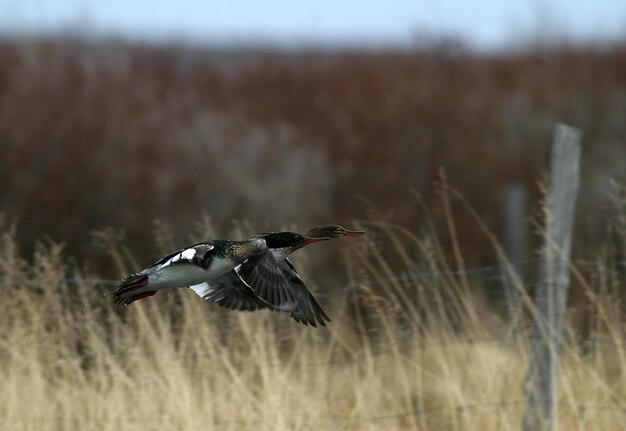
[502, 183, 528, 313]
[521, 124, 582, 431]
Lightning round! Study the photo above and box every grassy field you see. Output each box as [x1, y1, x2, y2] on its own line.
[0, 200, 625, 431]
[2, 36, 626, 431]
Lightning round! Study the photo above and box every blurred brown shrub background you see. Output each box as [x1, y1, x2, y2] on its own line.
[1, 38, 625, 270]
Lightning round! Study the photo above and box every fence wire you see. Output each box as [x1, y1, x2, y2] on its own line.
[264, 333, 626, 370]
[3, 258, 625, 293]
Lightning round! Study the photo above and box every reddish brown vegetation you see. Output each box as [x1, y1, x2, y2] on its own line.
[1, 38, 625, 269]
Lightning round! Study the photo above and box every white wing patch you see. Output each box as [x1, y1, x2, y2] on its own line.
[160, 245, 213, 269]
[181, 248, 197, 260]
[189, 281, 230, 302]
[189, 282, 214, 298]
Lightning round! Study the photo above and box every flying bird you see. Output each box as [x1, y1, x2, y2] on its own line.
[113, 232, 328, 306]
[115, 225, 365, 327]
[190, 225, 365, 326]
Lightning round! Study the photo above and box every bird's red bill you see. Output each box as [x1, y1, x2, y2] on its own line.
[342, 230, 365, 237]
[303, 237, 331, 244]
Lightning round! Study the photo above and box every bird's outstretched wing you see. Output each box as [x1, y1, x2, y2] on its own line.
[234, 251, 331, 326]
[275, 258, 331, 327]
[234, 250, 299, 310]
[189, 272, 267, 312]
[188, 249, 290, 313]
[191, 250, 330, 327]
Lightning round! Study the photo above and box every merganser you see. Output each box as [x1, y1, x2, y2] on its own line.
[113, 232, 329, 307]
[190, 225, 365, 326]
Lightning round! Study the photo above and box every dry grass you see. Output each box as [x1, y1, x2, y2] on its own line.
[0, 200, 625, 431]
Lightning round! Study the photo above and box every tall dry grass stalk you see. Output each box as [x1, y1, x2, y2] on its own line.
[0, 194, 625, 430]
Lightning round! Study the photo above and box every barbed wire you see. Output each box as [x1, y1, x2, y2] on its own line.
[4, 258, 625, 360]
[3, 255, 626, 365]
[263, 332, 626, 370]
[326, 257, 626, 296]
[3, 257, 624, 291]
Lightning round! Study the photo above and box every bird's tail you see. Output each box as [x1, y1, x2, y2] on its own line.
[113, 273, 156, 305]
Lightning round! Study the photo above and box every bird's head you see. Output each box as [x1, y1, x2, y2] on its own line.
[263, 231, 330, 251]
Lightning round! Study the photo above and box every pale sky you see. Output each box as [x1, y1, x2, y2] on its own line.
[1, 0, 625, 49]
